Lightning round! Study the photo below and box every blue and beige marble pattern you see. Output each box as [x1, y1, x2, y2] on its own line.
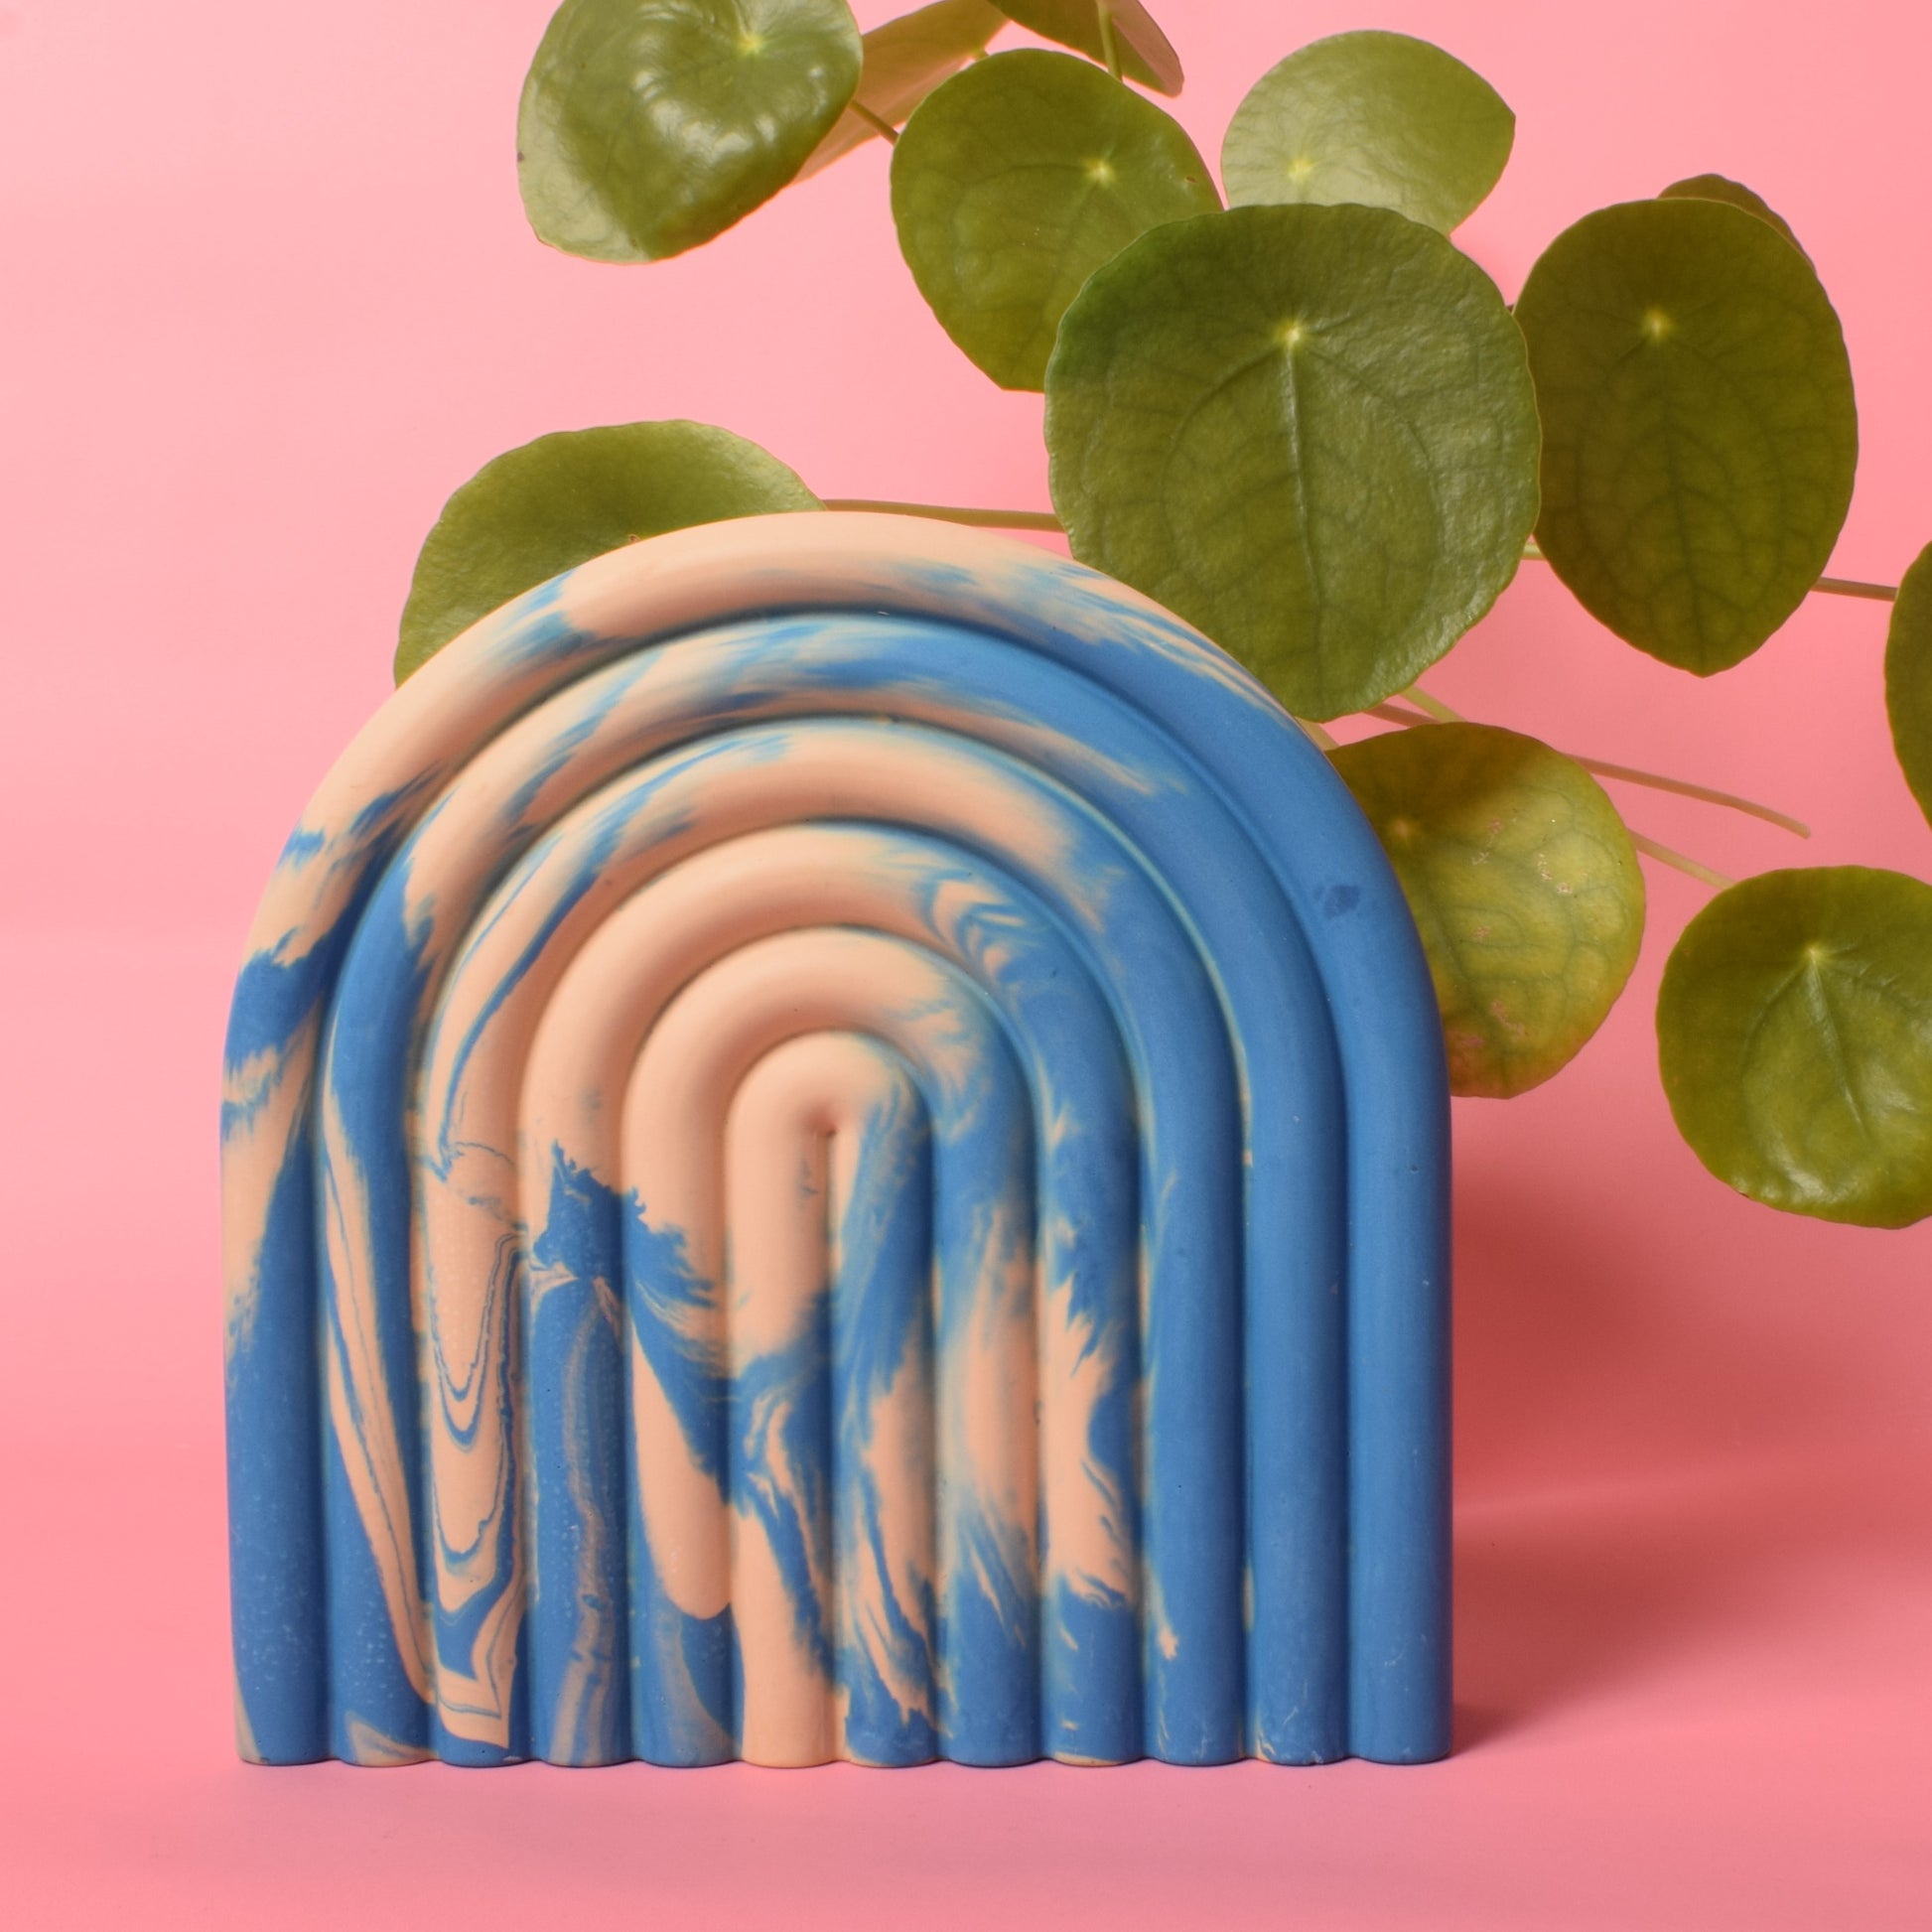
[222, 513, 1451, 1769]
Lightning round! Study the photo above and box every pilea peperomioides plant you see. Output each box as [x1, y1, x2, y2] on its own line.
[400, 1, 1932, 1230]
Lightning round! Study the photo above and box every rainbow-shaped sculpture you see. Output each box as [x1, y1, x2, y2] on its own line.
[222, 514, 1450, 1770]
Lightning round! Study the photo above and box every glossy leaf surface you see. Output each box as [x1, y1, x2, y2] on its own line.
[1221, 30, 1513, 233]
[799, 0, 1006, 178]
[1884, 542, 1932, 827]
[1658, 867, 1932, 1227]
[992, 2, 1180, 93]
[1659, 172, 1807, 258]
[518, 0, 862, 262]
[396, 422, 820, 679]
[892, 50, 1218, 390]
[1331, 724, 1644, 1097]
[1516, 199, 1857, 674]
[1044, 204, 1540, 719]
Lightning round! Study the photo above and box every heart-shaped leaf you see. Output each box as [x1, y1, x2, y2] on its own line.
[1883, 542, 1932, 828]
[799, 0, 1007, 179]
[396, 422, 820, 680]
[1044, 203, 1540, 720]
[518, 0, 862, 263]
[1329, 724, 1645, 1097]
[1515, 199, 1858, 675]
[1658, 867, 1932, 1227]
[892, 50, 1218, 390]
[1659, 173, 1807, 259]
[992, 2, 1180, 94]
[1221, 31, 1513, 233]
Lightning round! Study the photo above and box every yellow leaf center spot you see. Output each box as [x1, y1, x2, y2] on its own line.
[1642, 307, 1673, 343]
[739, 30, 765, 54]
[1287, 155, 1315, 183]
[1277, 319, 1309, 352]
[1085, 158, 1117, 186]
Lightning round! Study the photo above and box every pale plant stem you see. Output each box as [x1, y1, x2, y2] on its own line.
[1518, 541, 1897, 604]
[1367, 699, 1762, 887]
[848, 100, 899, 144]
[1297, 717, 1338, 752]
[1567, 757, 1810, 837]
[823, 497, 1062, 530]
[1630, 832, 1734, 891]
[1097, 5, 1123, 81]
[1815, 575, 1899, 602]
[1389, 684, 1809, 835]
[1398, 683, 1461, 723]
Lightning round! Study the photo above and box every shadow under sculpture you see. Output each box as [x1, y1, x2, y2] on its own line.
[220, 512, 1450, 1770]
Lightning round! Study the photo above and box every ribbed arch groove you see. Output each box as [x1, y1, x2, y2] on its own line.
[222, 514, 1450, 1772]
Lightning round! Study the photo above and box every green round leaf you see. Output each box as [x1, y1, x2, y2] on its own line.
[1329, 724, 1645, 1097]
[518, 0, 862, 263]
[396, 422, 820, 680]
[891, 50, 1219, 391]
[1044, 203, 1541, 720]
[1883, 542, 1932, 828]
[992, 2, 1181, 94]
[1222, 31, 1513, 233]
[798, 0, 1007, 178]
[1515, 199, 1858, 675]
[1658, 867, 1932, 1227]
[1659, 173, 1807, 260]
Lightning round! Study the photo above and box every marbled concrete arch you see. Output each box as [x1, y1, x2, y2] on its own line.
[222, 513, 1450, 1772]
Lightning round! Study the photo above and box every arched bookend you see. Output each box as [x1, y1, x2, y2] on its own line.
[222, 513, 1450, 1771]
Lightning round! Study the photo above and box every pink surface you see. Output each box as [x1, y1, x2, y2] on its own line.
[2, 0, 1929, 1923]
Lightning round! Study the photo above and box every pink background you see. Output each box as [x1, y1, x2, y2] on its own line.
[4, 1, 1930, 1923]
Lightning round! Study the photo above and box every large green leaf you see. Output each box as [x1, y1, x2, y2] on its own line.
[1515, 199, 1858, 674]
[1883, 542, 1932, 828]
[1658, 173, 1807, 259]
[798, 0, 1007, 179]
[1330, 724, 1644, 1097]
[1658, 867, 1932, 1227]
[892, 50, 1218, 391]
[396, 422, 820, 680]
[1221, 30, 1513, 233]
[518, 0, 862, 263]
[1044, 203, 1540, 720]
[992, 2, 1180, 93]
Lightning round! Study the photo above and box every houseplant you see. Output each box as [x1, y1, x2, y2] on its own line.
[399, 0, 1932, 1229]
